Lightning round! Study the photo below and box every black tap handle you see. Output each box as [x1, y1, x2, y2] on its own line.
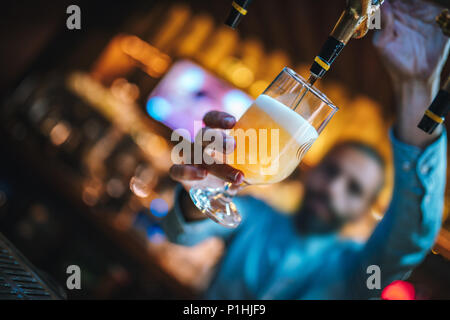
[310, 36, 345, 79]
[225, 0, 253, 29]
[418, 89, 450, 134]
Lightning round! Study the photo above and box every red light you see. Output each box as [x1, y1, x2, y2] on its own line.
[381, 280, 415, 300]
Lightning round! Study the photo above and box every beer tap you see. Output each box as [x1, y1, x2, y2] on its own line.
[223, 0, 384, 109]
[224, 0, 448, 116]
[225, 0, 253, 30]
[418, 9, 450, 134]
[295, 0, 384, 109]
[308, 0, 384, 86]
[225, 0, 384, 86]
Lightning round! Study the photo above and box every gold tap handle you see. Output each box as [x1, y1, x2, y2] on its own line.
[351, 0, 372, 39]
[331, 0, 384, 43]
[353, 0, 385, 39]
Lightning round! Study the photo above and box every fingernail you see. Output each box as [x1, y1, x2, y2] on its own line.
[223, 116, 235, 128]
[230, 171, 244, 184]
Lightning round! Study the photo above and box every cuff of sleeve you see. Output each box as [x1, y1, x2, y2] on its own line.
[161, 184, 231, 246]
[389, 129, 422, 166]
[389, 128, 447, 188]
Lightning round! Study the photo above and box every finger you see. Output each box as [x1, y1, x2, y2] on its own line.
[203, 111, 236, 129]
[203, 149, 227, 165]
[169, 165, 207, 182]
[205, 163, 244, 184]
[373, 0, 395, 49]
[402, 0, 442, 24]
[199, 127, 236, 154]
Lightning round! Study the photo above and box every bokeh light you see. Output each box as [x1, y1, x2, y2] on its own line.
[223, 90, 252, 116]
[129, 176, 151, 198]
[381, 280, 415, 300]
[150, 198, 169, 218]
[49, 121, 71, 146]
[147, 224, 166, 243]
[146, 96, 171, 121]
[177, 67, 204, 92]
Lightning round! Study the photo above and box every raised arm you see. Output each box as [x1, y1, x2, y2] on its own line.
[374, 0, 449, 148]
[349, 0, 449, 298]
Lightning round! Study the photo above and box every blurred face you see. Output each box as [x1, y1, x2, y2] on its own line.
[297, 146, 384, 233]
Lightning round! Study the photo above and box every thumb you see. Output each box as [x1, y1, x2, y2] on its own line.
[372, 0, 395, 50]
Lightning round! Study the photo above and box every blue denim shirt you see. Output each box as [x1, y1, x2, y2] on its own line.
[161, 130, 447, 299]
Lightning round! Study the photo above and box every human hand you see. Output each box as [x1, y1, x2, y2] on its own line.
[373, 0, 449, 84]
[169, 111, 244, 192]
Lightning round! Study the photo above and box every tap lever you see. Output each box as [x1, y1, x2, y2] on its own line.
[225, 0, 253, 29]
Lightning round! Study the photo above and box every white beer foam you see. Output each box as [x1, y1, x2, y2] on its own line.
[253, 94, 318, 144]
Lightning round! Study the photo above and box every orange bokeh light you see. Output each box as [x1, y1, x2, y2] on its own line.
[381, 280, 415, 300]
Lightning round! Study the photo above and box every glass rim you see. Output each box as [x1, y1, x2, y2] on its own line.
[283, 67, 339, 112]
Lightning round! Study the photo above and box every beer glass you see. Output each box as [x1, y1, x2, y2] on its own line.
[190, 68, 338, 228]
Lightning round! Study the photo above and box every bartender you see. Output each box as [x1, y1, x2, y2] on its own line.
[163, 0, 449, 299]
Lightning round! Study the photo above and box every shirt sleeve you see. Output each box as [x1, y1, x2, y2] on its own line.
[348, 128, 447, 299]
[160, 184, 242, 246]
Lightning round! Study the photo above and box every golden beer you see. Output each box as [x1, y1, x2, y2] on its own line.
[189, 68, 336, 228]
[227, 94, 318, 184]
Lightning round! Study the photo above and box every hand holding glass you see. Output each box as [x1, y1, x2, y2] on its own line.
[190, 68, 338, 228]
